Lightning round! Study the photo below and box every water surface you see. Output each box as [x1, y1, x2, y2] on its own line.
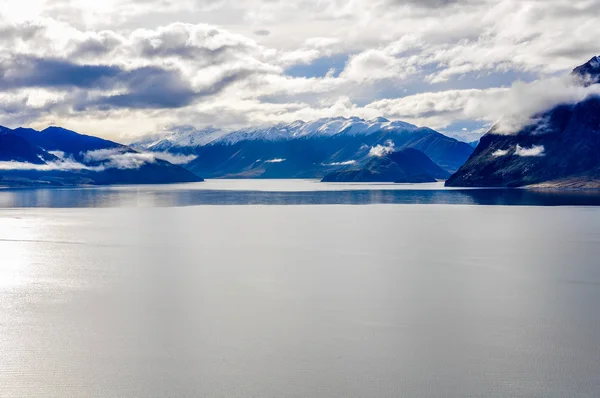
[1, 182, 600, 397]
[1, 180, 600, 207]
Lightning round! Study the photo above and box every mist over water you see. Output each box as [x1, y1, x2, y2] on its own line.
[1, 181, 600, 397]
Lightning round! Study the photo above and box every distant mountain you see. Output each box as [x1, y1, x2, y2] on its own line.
[572, 55, 600, 85]
[0, 133, 58, 164]
[322, 148, 450, 183]
[446, 56, 600, 188]
[0, 126, 202, 187]
[134, 117, 474, 178]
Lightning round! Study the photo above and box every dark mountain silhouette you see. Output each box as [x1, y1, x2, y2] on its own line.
[446, 56, 600, 188]
[322, 148, 450, 183]
[0, 126, 202, 186]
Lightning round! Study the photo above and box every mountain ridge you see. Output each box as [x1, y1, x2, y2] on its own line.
[0, 125, 202, 186]
[134, 117, 474, 179]
[446, 55, 600, 188]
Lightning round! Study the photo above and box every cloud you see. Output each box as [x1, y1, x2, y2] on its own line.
[47, 150, 66, 159]
[0, 148, 154, 172]
[323, 160, 357, 166]
[0, 55, 122, 90]
[385, 0, 475, 8]
[0, 20, 276, 119]
[0, 56, 199, 109]
[469, 75, 600, 134]
[152, 152, 198, 164]
[369, 140, 395, 157]
[0, 159, 98, 171]
[0, 147, 185, 172]
[265, 158, 286, 163]
[88, 66, 198, 109]
[492, 148, 509, 157]
[0, 0, 599, 141]
[366, 88, 507, 129]
[130, 23, 261, 62]
[366, 74, 600, 134]
[515, 144, 545, 157]
[340, 50, 418, 82]
[83, 148, 157, 169]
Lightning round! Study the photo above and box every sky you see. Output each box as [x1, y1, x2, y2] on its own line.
[0, 0, 599, 142]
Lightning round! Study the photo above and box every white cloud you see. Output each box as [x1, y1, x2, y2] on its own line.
[365, 74, 600, 134]
[83, 148, 157, 169]
[340, 50, 417, 82]
[0, 159, 98, 171]
[47, 150, 66, 159]
[481, 76, 600, 134]
[515, 144, 545, 157]
[0, 0, 599, 141]
[152, 152, 198, 164]
[492, 149, 509, 157]
[265, 158, 286, 163]
[323, 160, 357, 166]
[0, 147, 185, 172]
[369, 140, 395, 157]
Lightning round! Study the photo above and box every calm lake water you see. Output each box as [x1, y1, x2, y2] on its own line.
[2, 179, 600, 207]
[1, 181, 600, 397]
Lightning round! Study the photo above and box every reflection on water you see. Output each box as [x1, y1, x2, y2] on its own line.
[1, 182, 600, 207]
[1, 205, 600, 397]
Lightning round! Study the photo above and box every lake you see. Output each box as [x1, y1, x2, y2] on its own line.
[2, 180, 600, 207]
[1, 180, 600, 397]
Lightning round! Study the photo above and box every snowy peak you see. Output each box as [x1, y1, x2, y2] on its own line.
[571, 55, 600, 85]
[211, 117, 418, 145]
[134, 117, 423, 153]
[369, 117, 390, 123]
[144, 126, 227, 150]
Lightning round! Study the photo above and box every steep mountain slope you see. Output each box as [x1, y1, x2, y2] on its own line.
[572, 55, 600, 85]
[446, 56, 600, 188]
[322, 148, 450, 183]
[0, 126, 202, 186]
[0, 133, 58, 164]
[135, 117, 473, 178]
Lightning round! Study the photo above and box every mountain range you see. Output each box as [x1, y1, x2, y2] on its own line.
[0, 117, 474, 186]
[447, 56, 600, 188]
[0, 126, 202, 186]
[4, 56, 598, 188]
[134, 117, 474, 179]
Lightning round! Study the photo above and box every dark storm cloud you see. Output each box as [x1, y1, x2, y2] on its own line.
[0, 55, 238, 110]
[91, 65, 262, 110]
[0, 56, 122, 89]
[91, 66, 197, 109]
[92, 67, 261, 110]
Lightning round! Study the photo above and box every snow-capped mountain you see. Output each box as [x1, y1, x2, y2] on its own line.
[134, 126, 227, 152]
[134, 117, 474, 179]
[216, 117, 413, 145]
[135, 117, 421, 150]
